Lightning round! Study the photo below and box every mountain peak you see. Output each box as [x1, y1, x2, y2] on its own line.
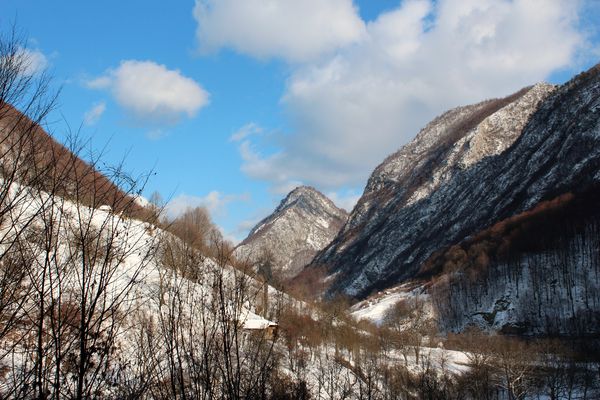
[236, 186, 348, 280]
[275, 185, 342, 215]
[279, 185, 320, 205]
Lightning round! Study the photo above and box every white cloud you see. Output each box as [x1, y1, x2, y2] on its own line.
[87, 60, 209, 124]
[235, 139, 305, 194]
[86, 76, 111, 89]
[146, 129, 169, 140]
[165, 191, 250, 220]
[83, 101, 106, 125]
[193, 0, 366, 62]
[229, 122, 262, 142]
[326, 190, 361, 212]
[236, 0, 587, 191]
[15, 47, 48, 76]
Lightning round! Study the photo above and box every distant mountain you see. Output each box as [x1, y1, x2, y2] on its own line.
[307, 64, 600, 334]
[236, 186, 348, 281]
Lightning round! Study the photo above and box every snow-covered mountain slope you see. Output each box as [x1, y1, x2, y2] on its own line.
[427, 187, 600, 335]
[236, 186, 348, 280]
[310, 64, 600, 302]
[0, 176, 289, 396]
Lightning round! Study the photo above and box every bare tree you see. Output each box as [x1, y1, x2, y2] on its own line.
[0, 24, 167, 399]
[138, 231, 282, 400]
[1, 140, 159, 399]
[489, 336, 535, 400]
[457, 329, 498, 400]
[0, 25, 59, 357]
[168, 206, 223, 255]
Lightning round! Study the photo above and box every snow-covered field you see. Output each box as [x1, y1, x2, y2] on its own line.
[350, 282, 430, 325]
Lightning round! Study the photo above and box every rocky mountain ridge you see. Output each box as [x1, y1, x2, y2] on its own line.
[236, 186, 348, 280]
[343, 83, 554, 234]
[309, 64, 600, 304]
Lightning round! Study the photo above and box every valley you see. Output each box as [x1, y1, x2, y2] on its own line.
[1, 9, 600, 399]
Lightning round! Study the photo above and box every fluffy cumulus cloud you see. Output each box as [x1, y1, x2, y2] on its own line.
[165, 191, 250, 220]
[87, 60, 209, 124]
[230, 0, 587, 191]
[83, 101, 106, 126]
[193, 0, 366, 62]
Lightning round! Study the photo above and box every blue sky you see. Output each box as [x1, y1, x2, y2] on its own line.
[2, 0, 599, 242]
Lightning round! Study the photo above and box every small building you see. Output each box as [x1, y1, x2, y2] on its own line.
[241, 313, 279, 340]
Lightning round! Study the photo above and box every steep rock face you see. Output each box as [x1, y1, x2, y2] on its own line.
[344, 83, 554, 233]
[312, 65, 600, 300]
[236, 186, 348, 280]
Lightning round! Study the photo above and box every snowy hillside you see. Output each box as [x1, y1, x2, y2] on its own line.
[0, 175, 287, 398]
[350, 282, 429, 325]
